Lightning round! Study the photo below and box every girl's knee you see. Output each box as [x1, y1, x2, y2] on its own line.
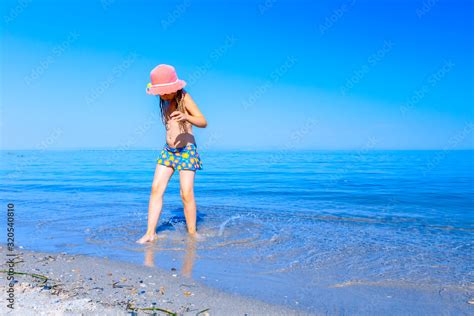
[180, 188, 194, 203]
[151, 183, 166, 196]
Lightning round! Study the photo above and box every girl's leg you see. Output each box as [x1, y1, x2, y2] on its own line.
[136, 164, 175, 244]
[179, 170, 197, 234]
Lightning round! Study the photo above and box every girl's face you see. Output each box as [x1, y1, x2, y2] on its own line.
[160, 92, 176, 101]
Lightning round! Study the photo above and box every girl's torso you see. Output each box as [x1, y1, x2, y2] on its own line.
[164, 100, 195, 148]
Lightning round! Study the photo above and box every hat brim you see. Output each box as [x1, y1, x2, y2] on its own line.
[146, 80, 186, 95]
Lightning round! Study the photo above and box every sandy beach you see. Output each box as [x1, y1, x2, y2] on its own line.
[0, 245, 312, 315]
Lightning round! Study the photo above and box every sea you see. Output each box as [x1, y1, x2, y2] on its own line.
[1, 149, 473, 315]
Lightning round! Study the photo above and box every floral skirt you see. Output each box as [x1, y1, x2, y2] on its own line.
[157, 143, 203, 171]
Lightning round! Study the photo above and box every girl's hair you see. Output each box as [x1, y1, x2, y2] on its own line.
[157, 89, 187, 131]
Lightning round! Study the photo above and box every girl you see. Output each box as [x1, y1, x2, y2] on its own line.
[137, 64, 207, 244]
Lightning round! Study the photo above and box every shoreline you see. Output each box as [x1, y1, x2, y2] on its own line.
[0, 245, 312, 315]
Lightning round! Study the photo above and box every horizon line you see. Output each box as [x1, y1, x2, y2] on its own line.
[1, 148, 473, 151]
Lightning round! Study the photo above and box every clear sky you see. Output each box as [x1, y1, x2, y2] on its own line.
[1, 0, 473, 150]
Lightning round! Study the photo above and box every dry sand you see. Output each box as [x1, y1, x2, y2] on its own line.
[0, 245, 313, 315]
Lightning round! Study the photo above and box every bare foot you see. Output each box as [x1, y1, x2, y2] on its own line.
[188, 231, 206, 242]
[136, 233, 158, 244]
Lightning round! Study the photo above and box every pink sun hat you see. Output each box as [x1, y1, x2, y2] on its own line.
[146, 64, 186, 96]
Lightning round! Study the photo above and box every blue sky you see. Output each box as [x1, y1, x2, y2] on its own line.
[1, 0, 473, 150]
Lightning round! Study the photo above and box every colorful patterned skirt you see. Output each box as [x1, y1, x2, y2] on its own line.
[157, 143, 203, 171]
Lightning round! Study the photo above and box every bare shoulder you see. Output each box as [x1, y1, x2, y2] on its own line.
[183, 90, 196, 104]
[182, 90, 203, 115]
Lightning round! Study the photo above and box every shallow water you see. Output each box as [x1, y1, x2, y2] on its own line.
[1, 149, 473, 314]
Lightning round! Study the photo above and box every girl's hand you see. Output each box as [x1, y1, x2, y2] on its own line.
[170, 110, 188, 122]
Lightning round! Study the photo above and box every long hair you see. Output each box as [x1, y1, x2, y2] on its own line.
[156, 89, 187, 131]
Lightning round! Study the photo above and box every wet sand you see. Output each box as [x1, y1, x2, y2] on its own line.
[1, 242, 472, 315]
[0, 245, 312, 315]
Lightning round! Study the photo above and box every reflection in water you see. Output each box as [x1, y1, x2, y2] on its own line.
[182, 234, 198, 278]
[142, 229, 200, 278]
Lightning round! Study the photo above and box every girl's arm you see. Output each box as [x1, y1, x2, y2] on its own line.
[170, 92, 208, 128]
